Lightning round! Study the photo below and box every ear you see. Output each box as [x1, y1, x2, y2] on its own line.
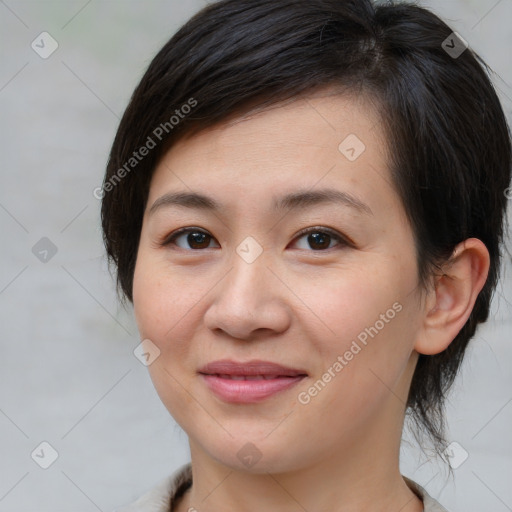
[414, 238, 490, 356]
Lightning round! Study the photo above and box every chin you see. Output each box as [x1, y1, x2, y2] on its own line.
[191, 430, 309, 476]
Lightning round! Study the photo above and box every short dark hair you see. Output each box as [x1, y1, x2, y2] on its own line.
[101, 0, 512, 459]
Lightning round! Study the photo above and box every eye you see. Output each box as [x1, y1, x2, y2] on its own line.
[291, 226, 350, 251]
[162, 227, 219, 250]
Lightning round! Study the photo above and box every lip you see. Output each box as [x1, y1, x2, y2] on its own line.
[198, 359, 308, 403]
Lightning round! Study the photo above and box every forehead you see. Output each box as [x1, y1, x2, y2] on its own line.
[147, 92, 392, 216]
[170, 90, 384, 157]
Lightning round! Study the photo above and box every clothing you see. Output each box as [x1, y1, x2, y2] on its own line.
[114, 463, 449, 512]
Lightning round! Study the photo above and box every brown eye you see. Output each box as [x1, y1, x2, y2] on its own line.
[292, 227, 350, 251]
[163, 228, 218, 250]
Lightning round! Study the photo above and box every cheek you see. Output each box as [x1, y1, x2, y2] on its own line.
[133, 255, 201, 425]
[299, 260, 419, 398]
[297, 264, 406, 346]
[132, 251, 205, 398]
[132, 265, 163, 342]
[133, 251, 193, 344]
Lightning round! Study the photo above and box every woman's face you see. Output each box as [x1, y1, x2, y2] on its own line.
[133, 92, 427, 473]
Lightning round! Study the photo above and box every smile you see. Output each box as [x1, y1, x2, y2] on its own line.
[198, 360, 308, 403]
[200, 374, 306, 403]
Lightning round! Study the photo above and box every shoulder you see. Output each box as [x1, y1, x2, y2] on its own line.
[403, 476, 450, 512]
[113, 463, 192, 512]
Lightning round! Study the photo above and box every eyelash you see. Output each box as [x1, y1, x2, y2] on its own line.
[160, 226, 353, 252]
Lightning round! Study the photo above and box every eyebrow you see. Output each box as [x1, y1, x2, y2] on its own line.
[148, 188, 373, 217]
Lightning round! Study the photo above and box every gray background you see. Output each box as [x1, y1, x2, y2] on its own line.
[0, 0, 511, 511]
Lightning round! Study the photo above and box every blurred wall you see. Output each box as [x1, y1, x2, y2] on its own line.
[0, 1, 510, 510]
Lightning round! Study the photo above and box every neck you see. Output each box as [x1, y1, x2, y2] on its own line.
[179, 460, 423, 512]
[176, 408, 423, 512]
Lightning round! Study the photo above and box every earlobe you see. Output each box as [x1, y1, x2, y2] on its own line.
[414, 238, 490, 356]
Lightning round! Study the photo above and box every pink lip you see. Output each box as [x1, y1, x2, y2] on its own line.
[198, 360, 307, 403]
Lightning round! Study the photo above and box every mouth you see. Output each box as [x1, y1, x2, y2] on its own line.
[198, 360, 308, 403]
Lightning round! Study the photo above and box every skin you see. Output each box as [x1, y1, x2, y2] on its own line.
[132, 90, 490, 512]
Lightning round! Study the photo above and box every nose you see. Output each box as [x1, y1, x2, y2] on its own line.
[203, 249, 292, 341]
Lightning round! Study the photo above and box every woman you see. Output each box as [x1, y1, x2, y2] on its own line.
[101, 1, 512, 510]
